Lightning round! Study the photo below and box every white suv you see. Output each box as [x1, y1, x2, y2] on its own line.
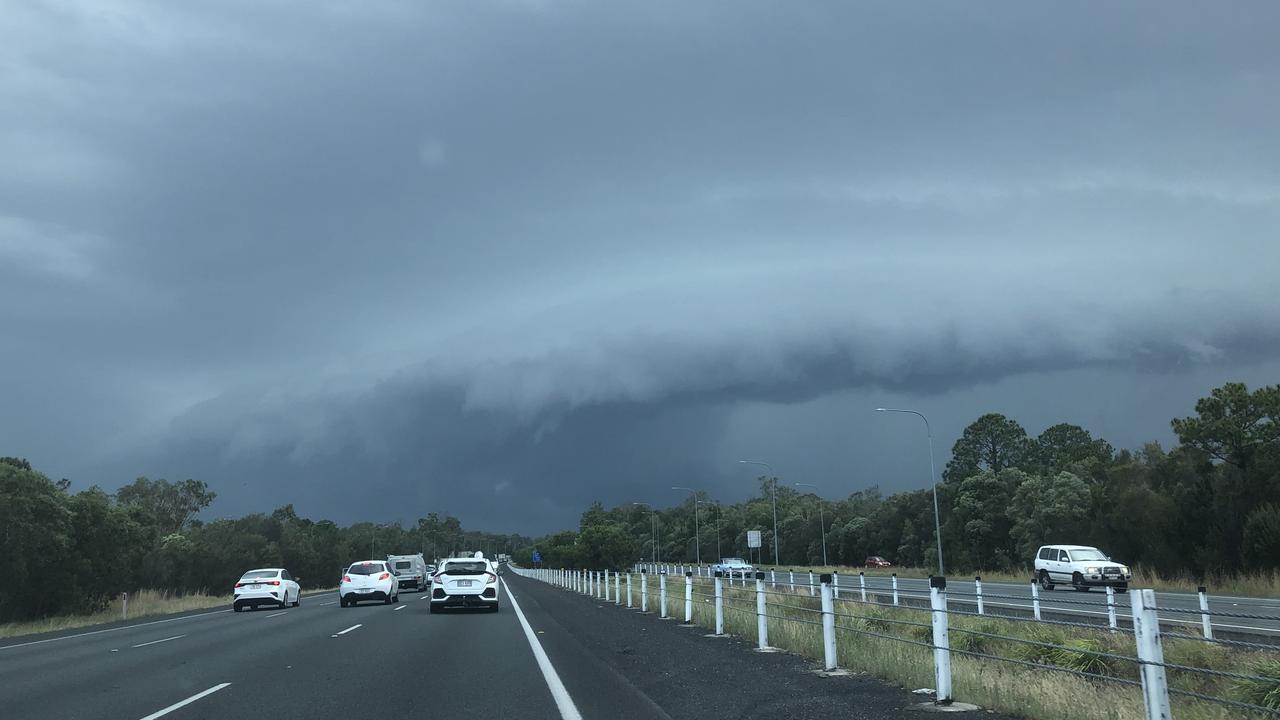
[1035, 545, 1130, 592]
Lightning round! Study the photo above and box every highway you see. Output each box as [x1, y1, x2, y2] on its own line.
[0, 572, 1016, 720]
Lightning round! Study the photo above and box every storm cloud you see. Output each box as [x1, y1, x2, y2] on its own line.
[3, 1, 1279, 532]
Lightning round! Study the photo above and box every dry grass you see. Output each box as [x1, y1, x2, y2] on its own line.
[639, 574, 1280, 720]
[0, 587, 338, 640]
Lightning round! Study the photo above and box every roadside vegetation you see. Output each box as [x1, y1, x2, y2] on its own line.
[654, 575, 1280, 720]
[520, 382, 1280, 602]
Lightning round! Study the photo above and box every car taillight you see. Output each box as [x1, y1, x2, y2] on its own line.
[379, 572, 390, 580]
[432, 575, 443, 585]
[234, 582, 245, 588]
[485, 572, 497, 585]
[342, 575, 351, 583]
[269, 580, 281, 586]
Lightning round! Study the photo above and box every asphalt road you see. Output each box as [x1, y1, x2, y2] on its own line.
[0, 572, 1014, 720]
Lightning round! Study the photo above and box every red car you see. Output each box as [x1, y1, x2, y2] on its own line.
[864, 556, 892, 568]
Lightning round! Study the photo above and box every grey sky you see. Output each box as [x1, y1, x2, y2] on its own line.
[3, 1, 1278, 533]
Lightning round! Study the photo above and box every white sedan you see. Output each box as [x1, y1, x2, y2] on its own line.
[233, 568, 301, 612]
[430, 555, 500, 613]
[340, 560, 400, 607]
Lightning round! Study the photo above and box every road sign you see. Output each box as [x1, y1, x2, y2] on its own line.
[532, 550, 542, 564]
[747, 530, 762, 548]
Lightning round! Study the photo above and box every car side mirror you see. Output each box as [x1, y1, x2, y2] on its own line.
[296, 577, 303, 583]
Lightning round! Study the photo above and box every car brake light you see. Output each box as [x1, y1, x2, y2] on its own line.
[485, 572, 497, 585]
[342, 575, 351, 583]
[432, 575, 443, 585]
[269, 580, 281, 586]
[379, 572, 390, 580]
[234, 582, 245, 588]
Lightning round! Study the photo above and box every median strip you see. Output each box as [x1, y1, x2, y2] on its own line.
[137, 682, 230, 720]
[130, 634, 185, 649]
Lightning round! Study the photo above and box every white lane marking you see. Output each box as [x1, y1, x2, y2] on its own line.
[394, 605, 407, 611]
[319, 601, 336, 606]
[263, 611, 287, 618]
[130, 634, 186, 649]
[502, 583, 584, 720]
[331, 624, 362, 637]
[0, 609, 231, 651]
[136, 682, 231, 720]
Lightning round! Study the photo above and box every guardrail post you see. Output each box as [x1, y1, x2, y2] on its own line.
[929, 576, 953, 705]
[789, 570, 795, 593]
[892, 573, 900, 606]
[1131, 589, 1172, 720]
[755, 571, 771, 650]
[859, 571, 866, 602]
[808, 571, 816, 597]
[1107, 585, 1118, 632]
[659, 572, 669, 619]
[615, 571, 621, 605]
[1198, 586, 1213, 640]
[833, 570, 840, 600]
[975, 576, 984, 615]
[714, 571, 725, 635]
[684, 571, 694, 622]
[122, 592, 128, 621]
[820, 574, 838, 671]
[641, 569, 649, 612]
[770, 569, 777, 589]
[626, 572, 633, 607]
[1030, 579, 1041, 621]
[604, 570, 611, 601]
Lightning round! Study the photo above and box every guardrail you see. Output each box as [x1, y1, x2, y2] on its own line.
[514, 566, 1280, 720]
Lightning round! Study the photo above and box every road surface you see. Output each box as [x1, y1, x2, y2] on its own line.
[0, 572, 1015, 720]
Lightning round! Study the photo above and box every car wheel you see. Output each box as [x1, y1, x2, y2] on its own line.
[429, 604, 440, 614]
[1038, 570, 1055, 591]
[1115, 583, 1128, 593]
[1072, 573, 1090, 591]
[233, 603, 243, 613]
[384, 593, 393, 604]
[292, 591, 301, 607]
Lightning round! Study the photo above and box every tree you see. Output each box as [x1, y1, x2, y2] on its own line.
[1008, 472, 1093, 560]
[944, 413, 1031, 482]
[1031, 424, 1113, 475]
[1241, 505, 1280, 571]
[0, 461, 73, 620]
[950, 469, 1024, 569]
[115, 477, 217, 535]
[1172, 382, 1280, 471]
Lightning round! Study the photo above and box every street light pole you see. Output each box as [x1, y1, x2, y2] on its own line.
[793, 482, 828, 566]
[672, 487, 701, 564]
[632, 503, 659, 564]
[697, 500, 721, 561]
[875, 408, 945, 576]
[739, 460, 780, 566]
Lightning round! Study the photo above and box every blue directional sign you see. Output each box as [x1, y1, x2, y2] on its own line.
[532, 550, 542, 564]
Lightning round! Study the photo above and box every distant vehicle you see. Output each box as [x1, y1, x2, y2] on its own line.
[497, 553, 511, 564]
[233, 568, 301, 612]
[430, 556, 500, 613]
[387, 553, 430, 592]
[711, 557, 754, 578]
[340, 560, 400, 607]
[864, 556, 892, 568]
[1035, 545, 1130, 592]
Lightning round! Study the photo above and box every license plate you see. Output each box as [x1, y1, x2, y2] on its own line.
[359, 588, 374, 593]
[250, 584, 261, 589]
[457, 580, 473, 587]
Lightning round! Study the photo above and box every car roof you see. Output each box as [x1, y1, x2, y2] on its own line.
[438, 556, 491, 563]
[242, 568, 282, 574]
[1041, 545, 1098, 551]
[348, 559, 387, 566]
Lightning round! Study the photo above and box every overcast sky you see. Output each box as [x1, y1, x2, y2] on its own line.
[3, 1, 1278, 534]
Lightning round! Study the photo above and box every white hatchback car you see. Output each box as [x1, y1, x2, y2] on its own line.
[340, 560, 400, 607]
[233, 568, 301, 612]
[430, 556, 500, 613]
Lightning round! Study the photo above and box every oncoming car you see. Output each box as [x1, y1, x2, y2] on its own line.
[865, 556, 893, 568]
[430, 555, 500, 613]
[233, 568, 301, 612]
[1035, 545, 1131, 592]
[340, 560, 400, 607]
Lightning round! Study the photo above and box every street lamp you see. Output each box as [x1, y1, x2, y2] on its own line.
[632, 502, 659, 564]
[793, 482, 828, 566]
[739, 460, 780, 566]
[697, 499, 722, 560]
[671, 487, 701, 564]
[875, 407, 945, 576]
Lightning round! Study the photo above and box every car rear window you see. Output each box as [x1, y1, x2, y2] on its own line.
[348, 562, 386, 575]
[441, 561, 487, 575]
[240, 570, 277, 579]
[395, 561, 411, 569]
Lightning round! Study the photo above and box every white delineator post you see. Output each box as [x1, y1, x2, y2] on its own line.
[684, 571, 694, 622]
[1106, 585, 1118, 632]
[819, 574, 838, 672]
[859, 572, 867, 603]
[754, 572, 770, 650]
[770, 569, 777, 589]
[929, 576, 953, 705]
[641, 570, 649, 612]
[615, 570, 621, 605]
[975, 576, 984, 615]
[603, 570, 610, 601]
[122, 592, 128, 620]
[892, 573, 899, 606]
[1131, 589, 1172, 720]
[659, 572, 668, 619]
[714, 571, 725, 635]
[1031, 579, 1041, 621]
[626, 572, 633, 608]
[789, 570, 795, 593]
[1198, 586, 1213, 640]
[833, 571, 840, 600]
[808, 571, 816, 597]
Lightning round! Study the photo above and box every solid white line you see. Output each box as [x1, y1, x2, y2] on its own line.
[263, 611, 287, 618]
[502, 583, 584, 720]
[130, 634, 186, 648]
[394, 605, 407, 611]
[0, 609, 231, 651]
[319, 601, 336, 606]
[333, 624, 362, 636]
[136, 682, 231, 720]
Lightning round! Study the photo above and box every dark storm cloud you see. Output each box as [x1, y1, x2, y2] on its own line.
[3, 1, 1279, 532]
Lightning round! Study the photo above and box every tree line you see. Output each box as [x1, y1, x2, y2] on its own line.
[519, 382, 1280, 578]
[0, 462, 528, 623]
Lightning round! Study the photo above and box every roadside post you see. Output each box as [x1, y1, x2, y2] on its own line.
[1031, 579, 1041, 621]
[714, 571, 725, 635]
[929, 576, 953, 705]
[1198, 586, 1213, 639]
[892, 573, 899, 606]
[659, 572, 668, 619]
[820, 574, 838, 671]
[975, 576, 984, 615]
